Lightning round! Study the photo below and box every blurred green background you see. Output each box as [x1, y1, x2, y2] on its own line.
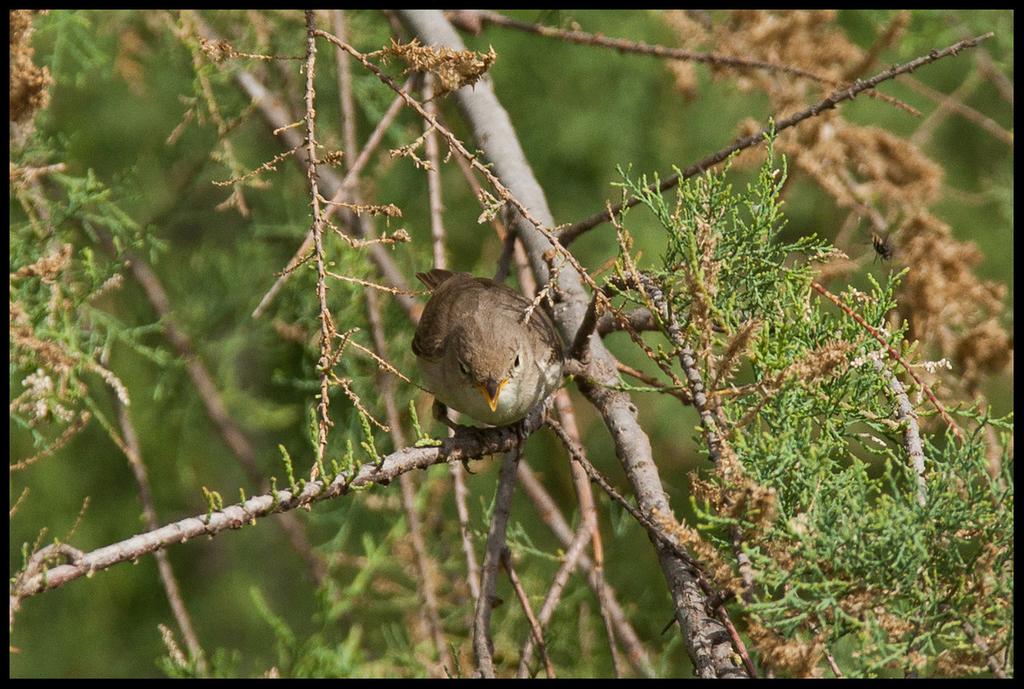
[9, 10, 1012, 677]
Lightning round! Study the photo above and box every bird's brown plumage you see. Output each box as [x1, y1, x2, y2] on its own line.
[412, 269, 564, 424]
[412, 270, 563, 368]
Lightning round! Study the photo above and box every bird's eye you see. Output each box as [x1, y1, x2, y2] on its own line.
[514, 353, 521, 368]
[459, 360, 470, 376]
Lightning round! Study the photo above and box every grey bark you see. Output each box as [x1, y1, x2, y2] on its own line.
[396, 10, 746, 678]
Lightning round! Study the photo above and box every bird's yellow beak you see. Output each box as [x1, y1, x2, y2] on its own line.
[477, 379, 508, 412]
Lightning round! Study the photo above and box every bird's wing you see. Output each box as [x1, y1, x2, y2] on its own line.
[527, 304, 565, 365]
[412, 271, 471, 360]
[411, 316, 443, 360]
[477, 276, 565, 363]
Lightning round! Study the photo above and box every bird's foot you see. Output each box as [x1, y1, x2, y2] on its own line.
[510, 417, 532, 445]
[432, 399, 461, 432]
[434, 399, 480, 473]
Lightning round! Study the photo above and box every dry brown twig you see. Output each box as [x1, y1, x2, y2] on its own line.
[313, 28, 602, 298]
[558, 32, 994, 246]
[545, 419, 701, 572]
[178, 11, 253, 217]
[515, 462, 656, 677]
[113, 395, 208, 674]
[458, 9, 917, 116]
[248, 73, 416, 320]
[472, 449, 521, 678]
[514, 412, 615, 678]
[302, 10, 335, 470]
[502, 547, 556, 679]
[552, 389, 622, 675]
[904, 72, 1012, 146]
[9, 411, 91, 473]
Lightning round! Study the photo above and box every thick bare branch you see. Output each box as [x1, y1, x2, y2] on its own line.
[11, 412, 544, 602]
[397, 10, 747, 677]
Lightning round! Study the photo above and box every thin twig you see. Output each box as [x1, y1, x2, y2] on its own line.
[452, 435, 481, 604]
[614, 359, 692, 404]
[516, 462, 655, 678]
[250, 75, 415, 319]
[94, 230, 328, 585]
[515, 524, 590, 678]
[625, 273, 725, 464]
[517, 408, 621, 677]
[423, 73, 447, 269]
[546, 419, 698, 569]
[825, 649, 844, 678]
[472, 449, 522, 677]
[335, 22, 452, 667]
[972, 45, 1012, 106]
[180, 1, 425, 320]
[115, 398, 208, 674]
[961, 619, 1007, 679]
[465, 8, 911, 109]
[302, 10, 334, 469]
[314, 28, 601, 296]
[877, 360, 928, 507]
[558, 32, 994, 246]
[323, 270, 421, 297]
[553, 390, 622, 676]
[502, 547, 555, 679]
[811, 281, 964, 442]
[715, 606, 757, 678]
[904, 73, 1012, 146]
[9, 411, 91, 473]
[179, 11, 251, 217]
[365, 257, 452, 675]
[445, 131, 535, 292]
[331, 10, 359, 164]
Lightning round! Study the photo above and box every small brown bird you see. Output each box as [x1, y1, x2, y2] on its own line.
[412, 269, 564, 426]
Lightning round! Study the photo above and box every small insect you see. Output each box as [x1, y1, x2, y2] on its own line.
[871, 232, 894, 262]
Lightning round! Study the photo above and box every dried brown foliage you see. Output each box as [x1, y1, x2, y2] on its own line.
[9, 9, 52, 138]
[662, 9, 1012, 402]
[899, 212, 1012, 391]
[746, 621, 825, 677]
[379, 38, 496, 97]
